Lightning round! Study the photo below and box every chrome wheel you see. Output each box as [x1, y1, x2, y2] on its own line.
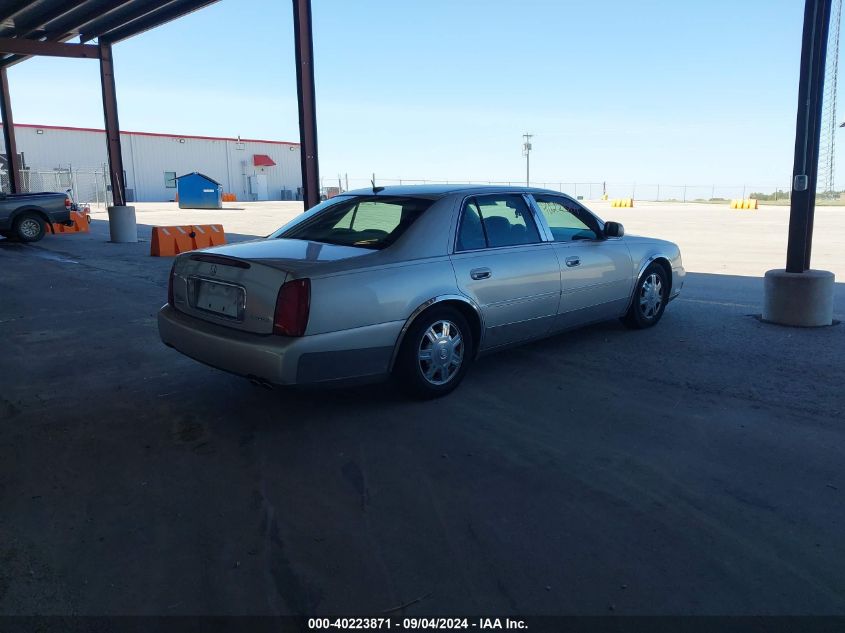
[639, 273, 664, 319]
[417, 320, 464, 386]
[19, 218, 41, 240]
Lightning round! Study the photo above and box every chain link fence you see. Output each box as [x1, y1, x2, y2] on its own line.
[1, 168, 113, 207]
[328, 177, 797, 203]
[599, 183, 793, 202]
[1, 168, 802, 206]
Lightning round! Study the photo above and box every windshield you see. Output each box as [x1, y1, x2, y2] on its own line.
[277, 196, 434, 249]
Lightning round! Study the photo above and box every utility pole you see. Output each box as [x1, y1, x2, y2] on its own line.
[522, 133, 533, 187]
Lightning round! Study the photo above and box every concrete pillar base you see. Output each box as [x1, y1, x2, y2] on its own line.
[763, 269, 835, 327]
[107, 205, 138, 243]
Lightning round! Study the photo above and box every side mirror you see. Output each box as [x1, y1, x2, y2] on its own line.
[604, 221, 624, 238]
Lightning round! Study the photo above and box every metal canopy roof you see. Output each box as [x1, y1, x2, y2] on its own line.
[0, 0, 219, 67]
[0, 0, 320, 212]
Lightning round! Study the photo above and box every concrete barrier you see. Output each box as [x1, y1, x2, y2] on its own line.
[730, 199, 758, 210]
[150, 226, 194, 256]
[150, 224, 227, 256]
[49, 210, 90, 234]
[189, 224, 226, 249]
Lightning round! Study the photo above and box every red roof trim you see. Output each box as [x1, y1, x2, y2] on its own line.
[0, 122, 300, 146]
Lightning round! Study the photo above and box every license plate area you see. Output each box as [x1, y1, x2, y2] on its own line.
[188, 276, 246, 321]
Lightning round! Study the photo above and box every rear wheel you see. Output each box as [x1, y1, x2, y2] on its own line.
[624, 263, 668, 329]
[14, 213, 47, 243]
[396, 306, 474, 399]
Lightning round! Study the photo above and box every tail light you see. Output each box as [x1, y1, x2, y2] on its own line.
[167, 261, 176, 305]
[64, 197, 71, 208]
[273, 279, 310, 336]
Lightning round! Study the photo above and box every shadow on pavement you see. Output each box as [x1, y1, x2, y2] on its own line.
[1, 225, 845, 616]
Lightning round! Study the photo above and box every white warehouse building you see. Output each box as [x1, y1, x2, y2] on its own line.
[2, 123, 302, 203]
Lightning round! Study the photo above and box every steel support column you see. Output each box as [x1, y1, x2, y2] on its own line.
[292, 0, 320, 210]
[98, 40, 126, 208]
[786, 0, 833, 273]
[0, 67, 21, 194]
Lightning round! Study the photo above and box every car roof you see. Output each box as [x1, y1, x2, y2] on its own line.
[341, 184, 564, 199]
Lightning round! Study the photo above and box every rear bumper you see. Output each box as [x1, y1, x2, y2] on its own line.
[157, 304, 402, 386]
[50, 210, 72, 225]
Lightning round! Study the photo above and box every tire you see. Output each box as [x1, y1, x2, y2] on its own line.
[13, 213, 47, 243]
[395, 306, 474, 399]
[624, 263, 668, 329]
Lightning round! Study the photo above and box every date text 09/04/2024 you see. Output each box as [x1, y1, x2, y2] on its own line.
[308, 618, 528, 630]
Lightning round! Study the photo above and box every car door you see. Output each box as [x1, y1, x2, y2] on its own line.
[450, 193, 561, 350]
[529, 194, 633, 330]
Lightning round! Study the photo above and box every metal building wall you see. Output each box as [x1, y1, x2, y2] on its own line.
[11, 126, 110, 170]
[3, 124, 302, 202]
[127, 134, 229, 202]
[231, 139, 303, 201]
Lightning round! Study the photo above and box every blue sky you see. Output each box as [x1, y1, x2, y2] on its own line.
[6, 0, 827, 188]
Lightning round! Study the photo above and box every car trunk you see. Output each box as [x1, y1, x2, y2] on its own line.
[171, 239, 373, 335]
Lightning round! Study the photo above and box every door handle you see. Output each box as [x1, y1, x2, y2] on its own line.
[470, 267, 492, 280]
[565, 256, 581, 268]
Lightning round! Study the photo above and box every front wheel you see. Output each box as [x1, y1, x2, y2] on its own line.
[14, 213, 47, 243]
[624, 263, 668, 329]
[395, 306, 474, 399]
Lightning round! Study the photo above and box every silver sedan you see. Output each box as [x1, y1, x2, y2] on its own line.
[159, 185, 684, 397]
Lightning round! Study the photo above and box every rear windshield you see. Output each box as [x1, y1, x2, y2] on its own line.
[278, 196, 434, 249]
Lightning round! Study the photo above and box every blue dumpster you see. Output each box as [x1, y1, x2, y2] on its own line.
[176, 172, 223, 209]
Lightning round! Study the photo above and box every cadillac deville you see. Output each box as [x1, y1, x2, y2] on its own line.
[159, 185, 685, 397]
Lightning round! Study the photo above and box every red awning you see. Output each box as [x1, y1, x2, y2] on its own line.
[253, 154, 276, 167]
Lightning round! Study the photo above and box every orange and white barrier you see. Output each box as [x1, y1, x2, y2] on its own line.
[150, 226, 193, 256]
[189, 224, 226, 249]
[49, 210, 90, 234]
[150, 224, 227, 256]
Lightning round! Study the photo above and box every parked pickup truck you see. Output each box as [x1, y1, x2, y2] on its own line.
[0, 191, 71, 242]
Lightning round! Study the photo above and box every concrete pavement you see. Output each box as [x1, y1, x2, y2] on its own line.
[1, 207, 844, 615]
